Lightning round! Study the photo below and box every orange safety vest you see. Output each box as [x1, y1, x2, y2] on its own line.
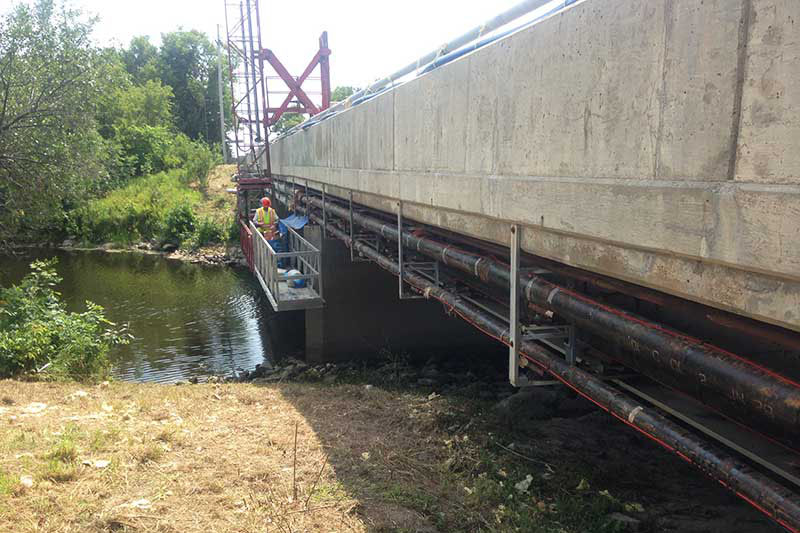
[256, 206, 278, 240]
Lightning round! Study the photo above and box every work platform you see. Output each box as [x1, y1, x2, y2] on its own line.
[240, 220, 323, 311]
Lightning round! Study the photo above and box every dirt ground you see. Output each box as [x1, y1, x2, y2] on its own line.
[0, 379, 779, 532]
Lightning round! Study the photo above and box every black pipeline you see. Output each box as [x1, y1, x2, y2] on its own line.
[297, 191, 800, 444]
[302, 208, 800, 532]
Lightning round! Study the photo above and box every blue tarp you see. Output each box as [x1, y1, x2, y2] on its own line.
[279, 213, 309, 235]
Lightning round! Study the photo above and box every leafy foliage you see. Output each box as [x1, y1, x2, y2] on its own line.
[331, 86, 356, 102]
[66, 168, 228, 248]
[155, 30, 222, 142]
[0, 259, 129, 379]
[270, 112, 305, 135]
[0, 0, 111, 242]
[0, 1, 228, 244]
[190, 218, 226, 250]
[162, 204, 197, 245]
[121, 35, 159, 85]
[66, 170, 202, 244]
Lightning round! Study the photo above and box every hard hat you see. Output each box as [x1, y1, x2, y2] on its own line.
[261, 197, 271, 208]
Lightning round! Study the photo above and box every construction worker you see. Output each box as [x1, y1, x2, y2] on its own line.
[253, 197, 279, 241]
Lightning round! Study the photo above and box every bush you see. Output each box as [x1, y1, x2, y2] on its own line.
[166, 134, 217, 188]
[192, 218, 225, 249]
[162, 203, 197, 245]
[67, 170, 203, 244]
[228, 217, 242, 243]
[0, 260, 129, 380]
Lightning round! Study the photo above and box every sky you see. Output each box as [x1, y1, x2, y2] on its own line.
[7, 0, 561, 90]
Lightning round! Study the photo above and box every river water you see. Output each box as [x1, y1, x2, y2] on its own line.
[0, 249, 302, 383]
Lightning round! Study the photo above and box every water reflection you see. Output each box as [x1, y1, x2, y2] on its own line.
[0, 249, 302, 383]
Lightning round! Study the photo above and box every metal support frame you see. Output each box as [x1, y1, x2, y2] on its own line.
[509, 225, 528, 387]
[397, 201, 421, 299]
[347, 192, 376, 263]
[224, 0, 271, 176]
[349, 191, 356, 262]
[397, 201, 441, 299]
[509, 224, 579, 387]
[261, 31, 331, 127]
[321, 184, 327, 238]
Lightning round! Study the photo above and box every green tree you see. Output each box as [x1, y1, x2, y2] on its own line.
[270, 113, 304, 135]
[0, 0, 111, 242]
[110, 80, 174, 128]
[331, 85, 356, 102]
[157, 30, 216, 141]
[121, 35, 159, 84]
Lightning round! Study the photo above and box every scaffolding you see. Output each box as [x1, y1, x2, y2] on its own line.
[223, 0, 332, 178]
[223, 0, 270, 178]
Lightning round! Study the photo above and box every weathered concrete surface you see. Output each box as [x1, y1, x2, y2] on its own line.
[268, 0, 800, 332]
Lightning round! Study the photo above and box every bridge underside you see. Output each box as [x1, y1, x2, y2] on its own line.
[267, 0, 800, 334]
[251, 1, 800, 527]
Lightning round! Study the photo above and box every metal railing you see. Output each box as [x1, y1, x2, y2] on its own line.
[249, 221, 323, 311]
[240, 219, 255, 270]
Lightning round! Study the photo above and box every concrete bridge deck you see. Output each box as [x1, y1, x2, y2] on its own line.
[266, 0, 800, 334]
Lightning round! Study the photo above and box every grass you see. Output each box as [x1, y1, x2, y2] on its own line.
[68, 164, 237, 250]
[0, 471, 17, 496]
[0, 379, 775, 533]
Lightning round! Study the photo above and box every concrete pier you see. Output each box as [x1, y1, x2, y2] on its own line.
[303, 225, 497, 363]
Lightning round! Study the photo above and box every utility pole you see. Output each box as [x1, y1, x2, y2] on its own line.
[216, 24, 228, 163]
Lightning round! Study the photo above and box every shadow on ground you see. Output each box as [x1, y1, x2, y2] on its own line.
[268, 367, 779, 532]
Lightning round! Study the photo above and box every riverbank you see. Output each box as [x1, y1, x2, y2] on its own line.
[7, 164, 246, 267]
[0, 377, 775, 532]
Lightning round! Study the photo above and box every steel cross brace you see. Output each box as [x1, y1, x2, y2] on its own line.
[261, 32, 331, 127]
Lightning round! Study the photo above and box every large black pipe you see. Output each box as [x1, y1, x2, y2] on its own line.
[295, 189, 800, 444]
[301, 208, 800, 532]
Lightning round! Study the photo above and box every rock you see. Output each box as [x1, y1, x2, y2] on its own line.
[161, 242, 178, 253]
[494, 388, 560, 421]
[101, 242, 115, 250]
[61, 239, 75, 247]
[128, 498, 152, 510]
[420, 366, 440, 379]
[606, 513, 641, 531]
[135, 241, 151, 250]
[20, 475, 34, 488]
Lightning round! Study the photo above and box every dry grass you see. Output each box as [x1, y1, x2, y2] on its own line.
[0, 379, 777, 533]
[197, 164, 237, 224]
[0, 380, 365, 533]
